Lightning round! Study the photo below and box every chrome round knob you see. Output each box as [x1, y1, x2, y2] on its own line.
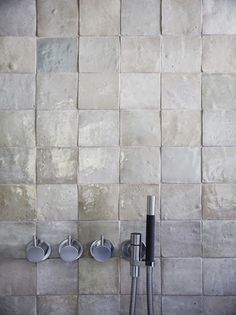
[26, 236, 51, 263]
[90, 235, 114, 263]
[59, 235, 83, 262]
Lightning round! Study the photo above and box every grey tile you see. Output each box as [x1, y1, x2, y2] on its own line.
[78, 221, 119, 256]
[0, 74, 35, 110]
[37, 148, 77, 184]
[203, 0, 236, 34]
[121, 295, 161, 315]
[120, 73, 160, 109]
[0, 0, 36, 36]
[161, 184, 201, 220]
[38, 296, 77, 315]
[162, 111, 201, 146]
[79, 258, 119, 294]
[120, 110, 161, 146]
[37, 184, 78, 221]
[0, 296, 36, 315]
[203, 147, 236, 183]
[0, 222, 35, 258]
[0, 111, 35, 147]
[203, 258, 236, 295]
[120, 147, 160, 184]
[0, 259, 36, 295]
[162, 0, 201, 35]
[79, 110, 119, 146]
[203, 111, 236, 146]
[161, 221, 201, 257]
[79, 295, 120, 315]
[203, 221, 236, 257]
[202, 74, 236, 110]
[79, 73, 119, 110]
[0, 37, 36, 73]
[79, 184, 119, 220]
[37, 259, 77, 295]
[79, 37, 119, 73]
[162, 296, 202, 315]
[79, 147, 119, 184]
[80, 0, 120, 36]
[119, 184, 160, 221]
[162, 36, 201, 73]
[37, 73, 78, 110]
[120, 221, 160, 257]
[121, 37, 160, 72]
[121, 0, 160, 35]
[162, 74, 201, 110]
[202, 36, 236, 73]
[0, 185, 36, 221]
[203, 184, 236, 220]
[37, 38, 78, 72]
[162, 258, 202, 295]
[0, 148, 36, 184]
[162, 147, 201, 183]
[37, 221, 77, 257]
[120, 259, 161, 294]
[203, 296, 236, 315]
[37, 0, 78, 37]
[37, 111, 78, 147]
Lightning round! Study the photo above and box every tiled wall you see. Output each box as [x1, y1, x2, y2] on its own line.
[0, 0, 236, 314]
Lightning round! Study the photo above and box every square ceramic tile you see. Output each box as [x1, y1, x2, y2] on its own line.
[37, 0, 78, 37]
[37, 148, 77, 184]
[37, 184, 78, 221]
[162, 111, 201, 146]
[120, 73, 160, 109]
[37, 73, 78, 110]
[80, 0, 120, 35]
[202, 36, 236, 73]
[162, 74, 201, 110]
[79, 258, 119, 294]
[120, 147, 160, 184]
[0, 37, 36, 73]
[37, 111, 78, 147]
[0, 0, 36, 36]
[162, 147, 201, 183]
[120, 110, 161, 146]
[121, 0, 160, 35]
[79, 184, 119, 220]
[79, 110, 119, 146]
[0, 185, 36, 221]
[0, 111, 35, 147]
[79, 147, 119, 184]
[37, 38, 78, 72]
[121, 37, 160, 72]
[0, 74, 35, 110]
[79, 37, 119, 72]
[203, 0, 236, 34]
[162, 0, 201, 35]
[162, 36, 201, 73]
[37, 259, 77, 295]
[0, 148, 36, 184]
[79, 73, 119, 109]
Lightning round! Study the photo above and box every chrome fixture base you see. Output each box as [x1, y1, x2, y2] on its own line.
[121, 240, 146, 261]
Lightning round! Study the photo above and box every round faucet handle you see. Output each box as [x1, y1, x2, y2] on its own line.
[90, 235, 114, 263]
[26, 236, 51, 263]
[59, 236, 83, 262]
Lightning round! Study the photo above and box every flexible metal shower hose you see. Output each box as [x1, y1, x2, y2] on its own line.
[146, 266, 154, 315]
[129, 277, 137, 315]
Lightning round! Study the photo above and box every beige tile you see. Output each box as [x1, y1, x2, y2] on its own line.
[79, 184, 119, 220]
[120, 110, 161, 146]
